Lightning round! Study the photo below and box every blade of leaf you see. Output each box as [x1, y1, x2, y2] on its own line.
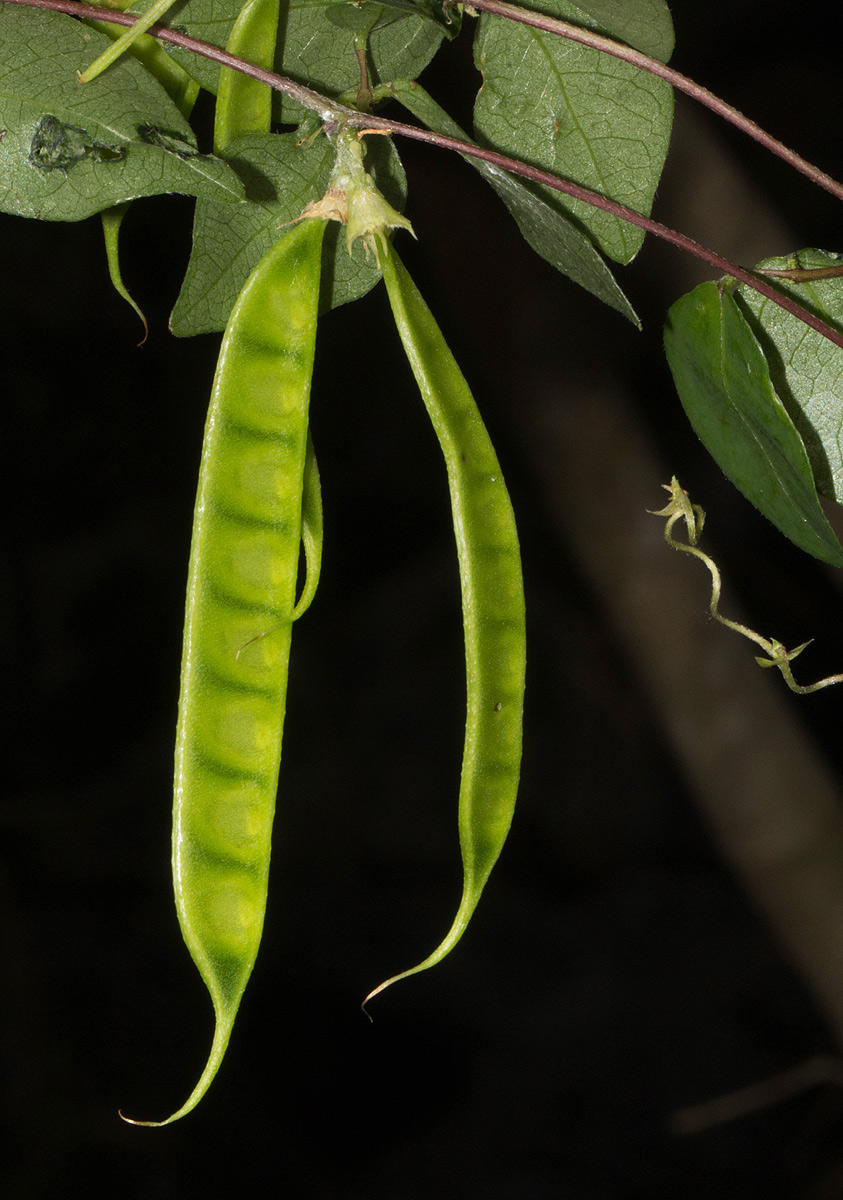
[664, 281, 843, 568]
[169, 130, 406, 335]
[0, 6, 243, 221]
[736, 249, 843, 505]
[566, 0, 674, 62]
[391, 78, 639, 325]
[473, 0, 673, 264]
[273, 0, 444, 123]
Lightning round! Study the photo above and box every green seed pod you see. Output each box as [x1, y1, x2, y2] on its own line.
[366, 233, 526, 1003]
[124, 217, 325, 1125]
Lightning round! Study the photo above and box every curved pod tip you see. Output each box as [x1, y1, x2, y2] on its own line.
[362, 902, 475, 1017]
[119, 1012, 235, 1127]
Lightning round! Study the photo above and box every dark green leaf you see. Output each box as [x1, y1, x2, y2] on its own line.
[273, 0, 445, 121]
[391, 79, 638, 324]
[0, 6, 242, 221]
[473, 0, 673, 264]
[170, 130, 406, 335]
[561, 0, 674, 62]
[664, 281, 843, 568]
[736, 249, 843, 505]
[144, 0, 444, 116]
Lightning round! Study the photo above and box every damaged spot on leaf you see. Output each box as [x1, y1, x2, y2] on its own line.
[29, 115, 126, 172]
[137, 124, 201, 160]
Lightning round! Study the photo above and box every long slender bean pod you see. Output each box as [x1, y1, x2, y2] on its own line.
[236, 436, 322, 649]
[214, 0, 280, 154]
[294, 434, 323, 620]
[366, 233, 526, 1003]
[123, 216, 326, 1125]
[81, 0, 201, 109]
[79, 0, 181, 81]
[100, 203, 148, 342]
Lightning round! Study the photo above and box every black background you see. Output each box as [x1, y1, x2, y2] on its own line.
[4, 1, 843, 1195]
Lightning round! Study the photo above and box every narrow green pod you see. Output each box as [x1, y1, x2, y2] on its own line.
[214, 0, 281, 154]
[367, 235, 526, 1003]
[80, 0, 182, 82]
[294, 434, 323, 620]
[82, 0, 201, 110]
[92, 0, 198, 336]
[125, 217, 325, 1125]
[100, 204, 148, 342]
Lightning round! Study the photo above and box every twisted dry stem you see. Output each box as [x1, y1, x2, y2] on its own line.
[651, 478, 843, 695]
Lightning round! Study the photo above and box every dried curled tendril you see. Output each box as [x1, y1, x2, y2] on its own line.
[650, 477, 843, 695]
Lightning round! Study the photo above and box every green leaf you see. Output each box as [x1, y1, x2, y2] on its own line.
[735, 249, 843, 505]
[274, 0, 445, 121]
[391, 80, 639, 325]
[144, 0, 444, 116]
[472, 0, 673, 264]
[0, 7, 242, 222]
[664, 281, 843, 569]
[561, 0, 674, 62]
[170, 131, 406, 335]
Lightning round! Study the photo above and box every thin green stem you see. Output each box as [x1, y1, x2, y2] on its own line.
[5, 0, 843, 351]
[465, 0, 843, 205]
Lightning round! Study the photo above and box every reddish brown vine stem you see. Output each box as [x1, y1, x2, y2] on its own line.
[465, 0, 843, 206]
[356, 120, 843, 351]
[4, 0, 843, 351]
